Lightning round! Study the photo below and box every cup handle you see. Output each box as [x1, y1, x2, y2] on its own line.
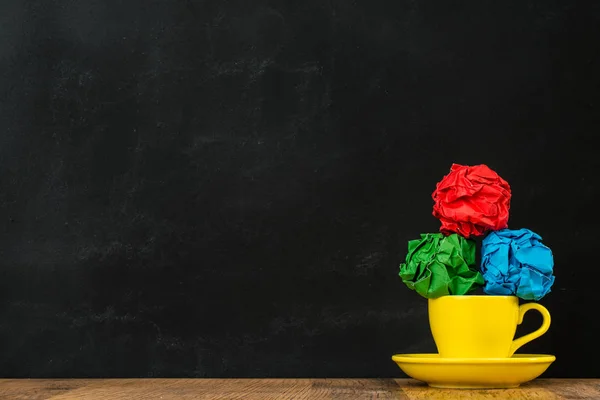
[508, 302, 551, 356]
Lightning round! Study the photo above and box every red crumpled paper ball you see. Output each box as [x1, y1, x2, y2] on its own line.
[432, 164, 511, 238]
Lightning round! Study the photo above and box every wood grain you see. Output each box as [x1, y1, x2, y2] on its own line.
[0, 379, 598, 399]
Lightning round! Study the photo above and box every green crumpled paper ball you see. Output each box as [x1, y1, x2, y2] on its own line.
[399, 233, 484, 299]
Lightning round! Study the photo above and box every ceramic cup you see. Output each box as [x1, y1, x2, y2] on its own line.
[428, 295, 551, 358]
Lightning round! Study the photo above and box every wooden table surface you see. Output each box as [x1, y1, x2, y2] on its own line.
[0, 379, 598, 399]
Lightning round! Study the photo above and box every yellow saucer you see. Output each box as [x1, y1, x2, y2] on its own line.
[392, 353, 555, 389]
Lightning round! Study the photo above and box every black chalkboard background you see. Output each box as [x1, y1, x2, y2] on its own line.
[1, 0, 599, 378]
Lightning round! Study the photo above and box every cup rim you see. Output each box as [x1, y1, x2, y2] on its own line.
[430, 295, 518, 299]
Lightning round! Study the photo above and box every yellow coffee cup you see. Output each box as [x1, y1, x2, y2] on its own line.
[428, 295, 551, 358]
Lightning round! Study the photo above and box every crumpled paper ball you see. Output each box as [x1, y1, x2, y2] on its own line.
[399, 233, 484, 299]
[481, 228, 555, 300]
[432, 164, 511, 238]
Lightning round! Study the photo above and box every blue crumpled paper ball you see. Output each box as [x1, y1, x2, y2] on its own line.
[481, 228, 555, 300]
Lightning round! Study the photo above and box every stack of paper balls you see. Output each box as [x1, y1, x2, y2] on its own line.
[399, 164, 555, 300]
